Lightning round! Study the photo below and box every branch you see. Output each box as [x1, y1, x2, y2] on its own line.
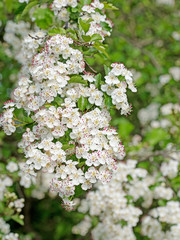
[85, 61, 97, 73]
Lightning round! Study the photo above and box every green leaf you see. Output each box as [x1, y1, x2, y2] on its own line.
[54, 97, 64, 106]
[82, 35, 91, 42]
[78, 96, 88, 111]
[79, 18, 92, 33]
[14, 2, 27, 15]
[102, 2, 119, 10]
[171, 176, 180, 191]
[12, 215, 24, 226]
[112, 118, 134, 138]
[48, 28, 66, 36]
[94, 73, 102, 89]
[5, 0, 13, 13]
[90, 34, 103, 42]
[69, 75, 88, 85]
[137, 161, 151, 170]
[21, 1, 38, 17]
[86, 101, 93, 110]
[80, 0, 91, 5]
[104, 93, 112, 109]
[104, 65, 111, 75]
[100, 22, 111, 32]
[93, 43, 109, 58]
[127, 174, 133, 181]
[66, 29, 78, 40]
[158, 200, 167, 206]
[145, 128, 169, 146]
[62, 144, 75, 151]
[78, 161, 85, 168]
[33, 8, 54, 30]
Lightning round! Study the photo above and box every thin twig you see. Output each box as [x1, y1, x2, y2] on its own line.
[85, 61, 97, 73]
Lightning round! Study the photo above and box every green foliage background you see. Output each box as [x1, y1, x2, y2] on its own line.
[0, 0, 180, 239]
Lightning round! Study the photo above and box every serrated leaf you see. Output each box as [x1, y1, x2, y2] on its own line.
[93, 43, 109, 58]
[79, 18, 91, 33]
[94, 73, 101, 89]
[54, 97, 64, 106]
[90, 34, 103, 42]
[78, 161, 85, 168]
[66, 29, 78, 40]
[80, 0, 91, 5]
[21, 1, 38, 17]
[104, 65, 111, 75]
[86, 101, 93, 110]
[48, 28, 66, 36]
[82, 35, 91, 42]
[104, 93, 112, 109]
[103, 2, 119, 10]
[69, 75, 88, 85]
[78, 96, 88, 111]
[100, 22, 112, 32]
[62, 144, 75, 151]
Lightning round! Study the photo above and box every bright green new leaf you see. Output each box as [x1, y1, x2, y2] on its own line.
[94, 73, 102, 89]
[69, 75, 88, 85]
[104, 93, 112, 109]
[21, 1, 38, 17]
[100, 22, 111, 32]
[80, 0, 91, 5]
[93, 43, 109, 58]
[104, 65, 111, 75]
[103, 2, 119, 10]
[82, 35, 91, 42]
[90, 34, 103, 42]
[79, 18, 92, 33]
[48, 28, 66, 36]
[54, 97, 64, 106]
[78, 96, 88, 111]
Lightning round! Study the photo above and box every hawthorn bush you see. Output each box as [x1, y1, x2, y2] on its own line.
[0, 0, 179, 240]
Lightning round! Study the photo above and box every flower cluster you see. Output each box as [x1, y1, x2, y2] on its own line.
[102, 63, 137, 114]
[51, 0, 112, 40]
[0, 217, 19, 240]
[0, 174, 24, 240]
[73, 160, 144, 239]
[3, 20, 30, 64]
[73, 153, 180, 239]
[80, 0, 113, 40]
[51, 0, 78, 22]
[0, 28, 137, 209]
[142, 201, 180, 240]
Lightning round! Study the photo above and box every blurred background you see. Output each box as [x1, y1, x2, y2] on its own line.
[0, 0, 180, 239]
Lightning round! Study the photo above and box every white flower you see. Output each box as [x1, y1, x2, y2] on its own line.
[6, 162, 18, 173]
